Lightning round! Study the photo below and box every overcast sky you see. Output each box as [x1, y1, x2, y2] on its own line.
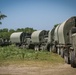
[0, 0, 76, 30]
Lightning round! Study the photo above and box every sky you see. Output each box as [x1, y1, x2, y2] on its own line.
[0, 0, 76, 30]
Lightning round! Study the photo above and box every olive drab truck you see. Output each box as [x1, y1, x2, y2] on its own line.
[10, 32, 31, 48]
[31, 30, 48, 51]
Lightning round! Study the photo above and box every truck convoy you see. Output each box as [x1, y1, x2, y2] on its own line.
[10, 30, 48, 50]
[10, 16, 76, 68]
[48, 16, 76, 68]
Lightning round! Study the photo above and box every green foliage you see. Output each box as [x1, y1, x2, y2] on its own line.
[9, 29, 15, 33]
[0, 12, 7, 24]
[2, 28, 8, 32]
[54, 24, 58, 28]
[0, 14, 7, 20]
[16, 27, 36, 33]
[0, 45, 64, 63]
[0, 27, 36, 40]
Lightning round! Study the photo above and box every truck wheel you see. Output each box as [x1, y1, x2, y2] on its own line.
[34, 46, 40, 51]
[36, 46, 39, 51]
[64, 55, 70, 64]
[70, 51, 76, 68]
[61, 48, 64, 58]
[29, 44, 34, 49]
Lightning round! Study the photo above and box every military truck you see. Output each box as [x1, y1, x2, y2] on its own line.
[31, 30, 48, 51]
[0, 38, 11, 46]
[47, 24, 60, 52]
[10, 32, 31, 48]
[48, 16, 76, 67]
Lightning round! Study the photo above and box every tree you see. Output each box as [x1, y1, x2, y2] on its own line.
[0, 11, 7, 24]
[9, 29, 15, 33]
[24, 27, 36, 33]
[16, 27, 36, 33]
[54, 24, 60, 28]
[2, 28, 8, 32]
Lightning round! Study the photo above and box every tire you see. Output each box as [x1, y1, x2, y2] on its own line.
[70, 51, 76, 68]
[29, 44, 34, 49]
[36, 46, 39, 51]
[60, 48, 64, 58]
[34, 46, 39, 51]
[64, 54, 70, 64]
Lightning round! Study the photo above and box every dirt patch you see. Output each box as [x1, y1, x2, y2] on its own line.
[0, 63, 76, 75]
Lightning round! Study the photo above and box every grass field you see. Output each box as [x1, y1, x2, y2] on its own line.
[1, 45, 75, 75]
[0, 45, 64, 66]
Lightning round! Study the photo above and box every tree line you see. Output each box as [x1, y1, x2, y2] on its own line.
[0, 27, 36, 40]
[0, 12, 36, 40]
[0, 11, 59, 40]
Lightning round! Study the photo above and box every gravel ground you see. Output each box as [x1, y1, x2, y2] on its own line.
[0, 63, 76, 75]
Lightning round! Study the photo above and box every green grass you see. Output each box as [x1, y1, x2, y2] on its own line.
[0, 45, 64, 66]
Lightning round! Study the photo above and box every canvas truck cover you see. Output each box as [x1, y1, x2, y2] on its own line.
[31, 30, 47, 43]
[10, 32, 24, 43]
[58, 16, 76, 44]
